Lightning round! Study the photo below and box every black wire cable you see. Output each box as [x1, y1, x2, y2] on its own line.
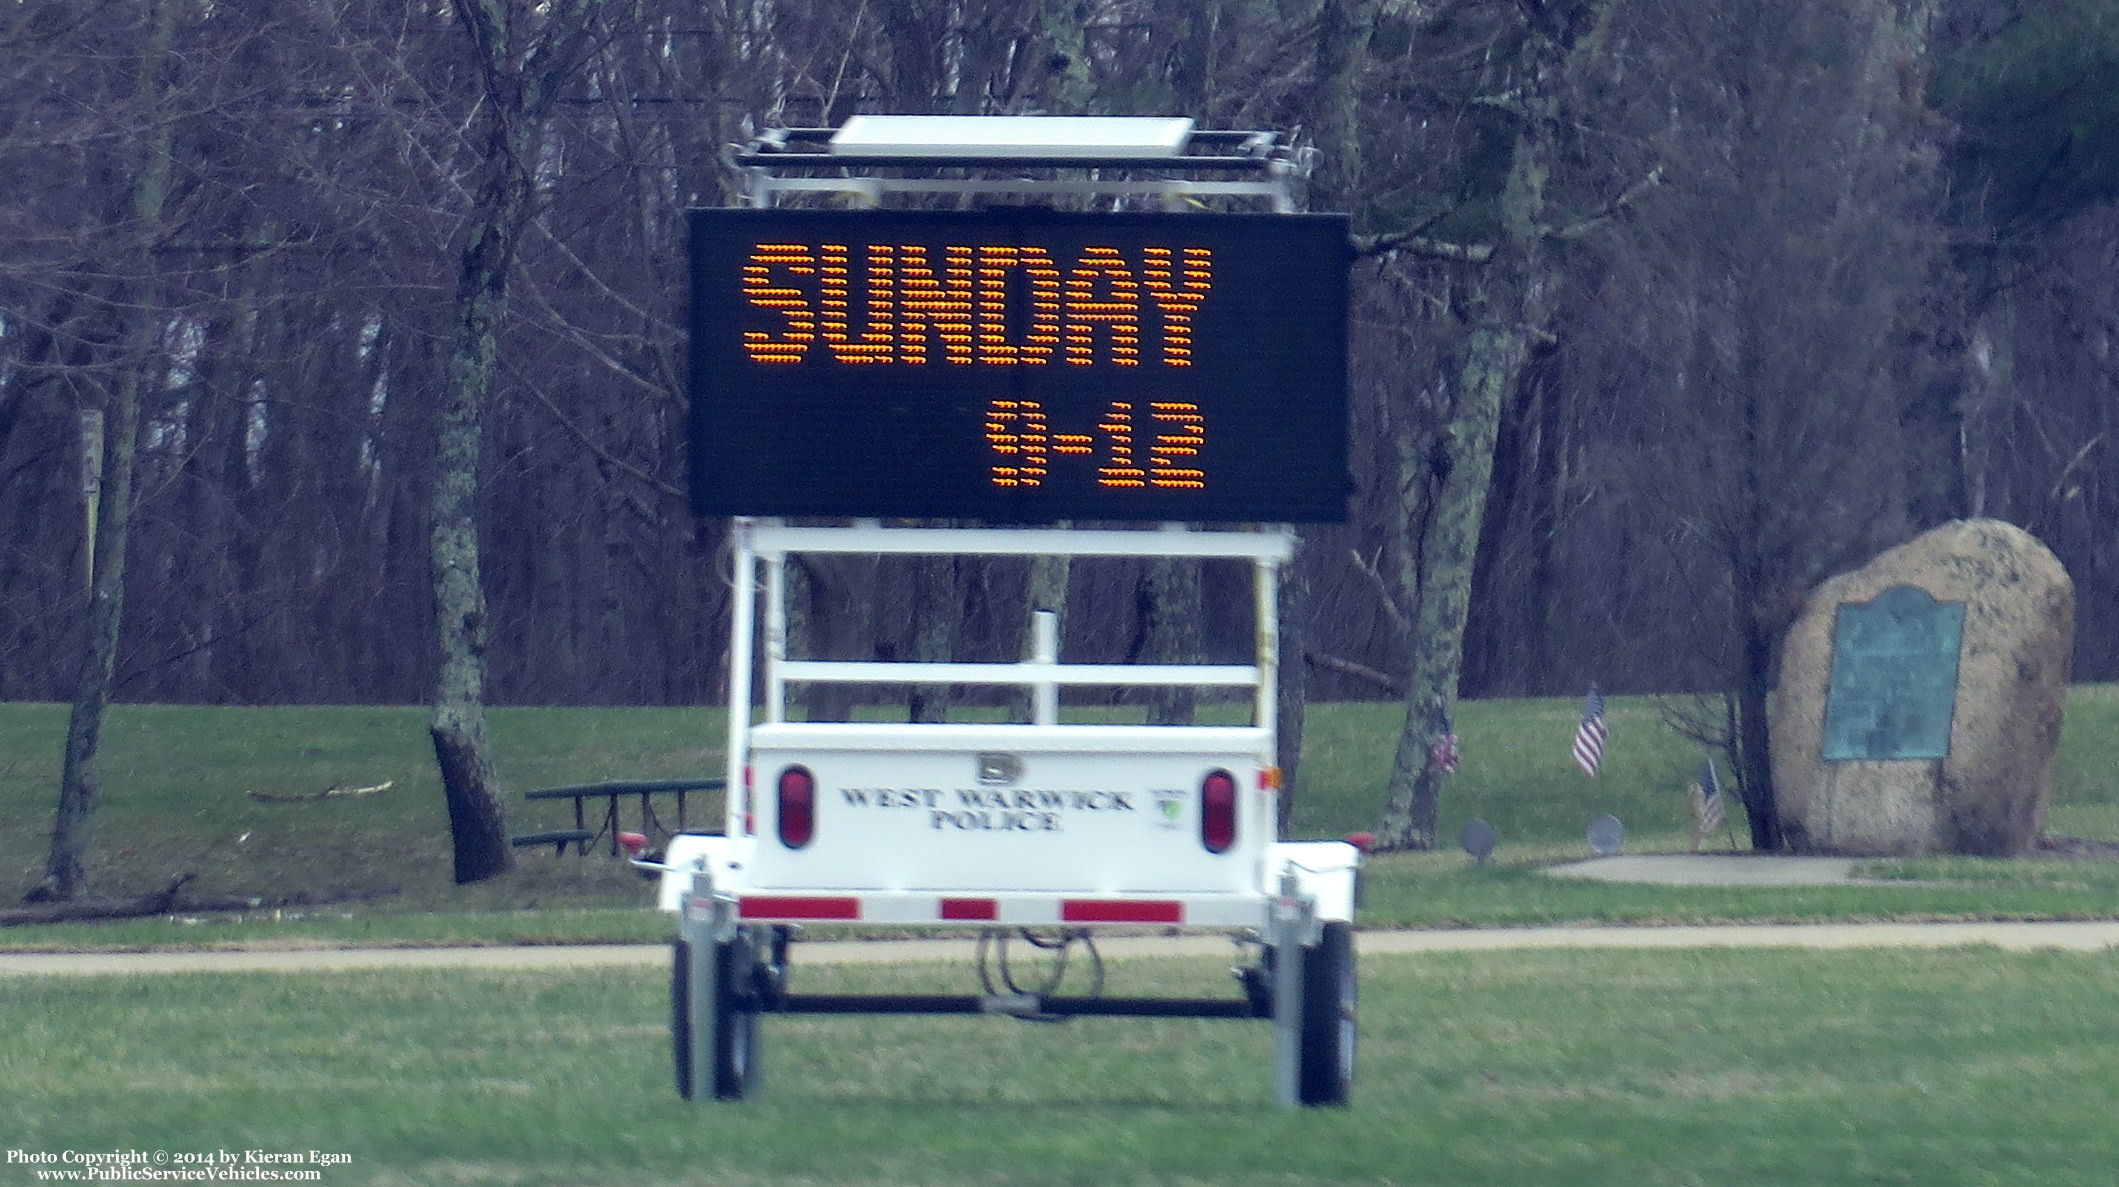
[974, 927, 1105, 1004]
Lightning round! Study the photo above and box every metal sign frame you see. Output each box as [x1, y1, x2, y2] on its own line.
[733, 119, 1309, 212]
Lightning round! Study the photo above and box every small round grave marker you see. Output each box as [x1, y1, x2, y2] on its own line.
[1587, 813, 1625, 856]
[1459, 818, 1497, 863]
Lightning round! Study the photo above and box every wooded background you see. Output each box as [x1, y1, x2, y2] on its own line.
[2, 1, 2112, 719]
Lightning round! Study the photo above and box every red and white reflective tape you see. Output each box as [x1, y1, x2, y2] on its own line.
[717, 891, 1267, 928]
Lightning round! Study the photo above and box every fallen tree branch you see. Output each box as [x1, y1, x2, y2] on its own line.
[3, 873, 194, 926]
[1305, 650, 1400, 697]
[1539, 165, 1665, 242]
[248, 779, 393, 803]
[0, 879, 400, 927]
[1353, 230, 1495, 263]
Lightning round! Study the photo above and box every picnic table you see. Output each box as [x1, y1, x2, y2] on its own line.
[516, 778, 726, 856]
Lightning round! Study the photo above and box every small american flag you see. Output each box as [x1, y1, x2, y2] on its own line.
[1427, 699, 1459, 774]
[1429, 732, 1460, 774]
[1688, 755, 1725, 850]
[1572, 685, 1607, 778]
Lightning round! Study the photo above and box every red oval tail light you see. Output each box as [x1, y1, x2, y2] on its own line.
[1200, 768, 1237, 854]
[777, 765, 816, 849]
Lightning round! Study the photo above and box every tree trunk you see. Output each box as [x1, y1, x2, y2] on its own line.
[26, 0, 176, 903]
[1735, 605, 1782, 851]
[1273, 0, 1378, 828]
[1306, 0, 1381, 214]
[907, 554, 956, 723]
[431, 180, 516, 881]
[1274, 547, 1310, 832]
[791, 554, 877, 722]
[1376, 281, 1530, 850]
[1375, 2, 1587, 849]
[431, 0, 599, 883]
[29, 364, 146, 903]
[1142, 557, 1201, 725]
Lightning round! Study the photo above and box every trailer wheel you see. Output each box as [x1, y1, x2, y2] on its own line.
[1297, 921, 1357, 1107]
[712, 934, 760, 1100]
[672, 935, 761, 1101]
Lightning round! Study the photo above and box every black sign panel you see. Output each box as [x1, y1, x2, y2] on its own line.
[688, 208, 1350, 522]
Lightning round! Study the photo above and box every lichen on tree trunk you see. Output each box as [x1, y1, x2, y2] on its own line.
[1373, 4, 1586, 850]
[1376, 286, 1530, 850]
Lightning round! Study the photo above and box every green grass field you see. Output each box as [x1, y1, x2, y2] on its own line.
[7, 950, 2119, 1186]
[2, 687, 2116, 947]
[7, 694, 2119, 1186]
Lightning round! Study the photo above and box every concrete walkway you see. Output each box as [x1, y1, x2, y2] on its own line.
[8, 919, 2119, 977]
[1541, 854, 1865, 886]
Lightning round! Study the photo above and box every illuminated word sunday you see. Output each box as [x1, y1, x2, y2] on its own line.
[741, 242, 1212, 366]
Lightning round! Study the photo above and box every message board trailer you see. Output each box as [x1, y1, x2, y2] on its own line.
[642, 116, 1358, 1109]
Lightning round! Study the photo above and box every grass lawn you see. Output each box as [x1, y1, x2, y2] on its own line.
[1, 686, 2116, 948]
[6, 949, 2119, 1186]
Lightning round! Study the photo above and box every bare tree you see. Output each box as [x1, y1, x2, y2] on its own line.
[1374, 0, 1628, 850]
[429, 0, 600, 883]
[1568, 0, 1950, 846]
[25, 0, 180, 902]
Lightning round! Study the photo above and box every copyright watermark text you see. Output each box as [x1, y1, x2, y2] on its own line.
[6, 1150, 349, 1182]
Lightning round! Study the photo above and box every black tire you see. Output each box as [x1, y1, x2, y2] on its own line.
[672, 934, 761, 1101]
[711, 934, 759, 1100]
[1297, 921, 1357, 1107]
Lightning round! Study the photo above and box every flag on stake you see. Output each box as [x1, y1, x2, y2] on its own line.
[1426, 697, 1460, 774]
[1688, 755, 1725, 851]
[1572, 685, 1607, 778]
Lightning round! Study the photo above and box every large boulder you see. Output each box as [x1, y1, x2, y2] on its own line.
[1772, 520, 2073, 856]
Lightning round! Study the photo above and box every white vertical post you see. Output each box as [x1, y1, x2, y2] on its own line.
[1031, 609, 1059, 726]
[763, 554, 788, 725]
[1269, 869, 1312, 1109]
[1254, 551, 1280, 741]
[725, 520, 759, 837]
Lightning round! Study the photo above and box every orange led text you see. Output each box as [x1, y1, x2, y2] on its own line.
[742, 243, 1212, 367]
[985, 399, 1206, 490]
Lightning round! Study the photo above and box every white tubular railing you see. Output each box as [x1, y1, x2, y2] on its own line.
[776, 661, 1262, 687]
[732, 518, 1289, 738]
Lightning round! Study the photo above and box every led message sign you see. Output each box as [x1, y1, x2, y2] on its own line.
[689, 208, 1350, 522]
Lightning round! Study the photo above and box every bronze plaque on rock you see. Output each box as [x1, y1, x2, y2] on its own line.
[1820, 584, 1966, 761]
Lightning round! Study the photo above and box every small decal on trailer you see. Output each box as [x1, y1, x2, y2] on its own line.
[976, 753, 1024, 785]
[1152, 789, 1185, 828]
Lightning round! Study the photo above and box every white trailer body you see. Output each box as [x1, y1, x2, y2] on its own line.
[654, 520, 1358, 929]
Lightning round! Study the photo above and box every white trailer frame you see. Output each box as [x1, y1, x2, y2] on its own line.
[651, 518, 1359, 1108]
